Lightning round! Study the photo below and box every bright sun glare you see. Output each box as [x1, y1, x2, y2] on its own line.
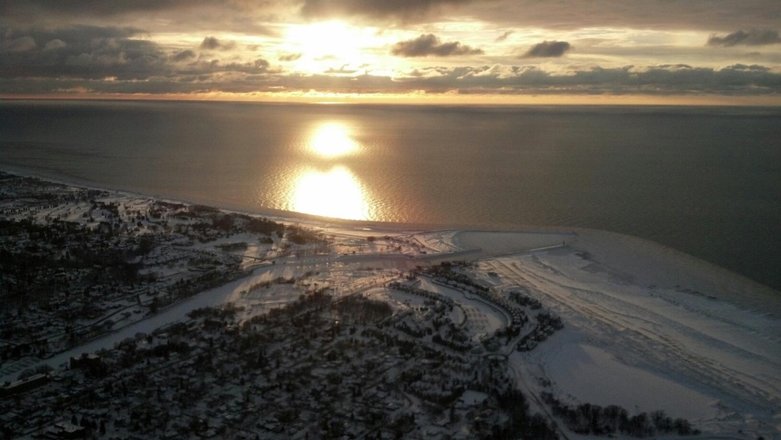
[285, 21, 374, 73]
[308, 122, 360, 158]
[291, 166, 370, 220]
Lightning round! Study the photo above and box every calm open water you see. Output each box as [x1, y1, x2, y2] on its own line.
[1, 100, 779, 290]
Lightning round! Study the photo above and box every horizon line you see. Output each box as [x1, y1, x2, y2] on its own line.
[2, 93, 781, 107]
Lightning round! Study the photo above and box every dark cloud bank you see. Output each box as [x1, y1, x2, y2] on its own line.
[0, 0, 275, 34]
[1, 26, 778, 98]
[468, 0, 781, 31]
[391, 34, 483, 57]
[521, 41, 571, 58]
[389, 64, 781, 96]
[707, 29, 781, 47]
[200, 36, 235, 51]
[3, 0, 780, 33]
[0, 0, 214, 17]
[0, 25, 270, 85]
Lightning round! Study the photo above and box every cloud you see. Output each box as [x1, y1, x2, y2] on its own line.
[0, 25, 272, 84]
[300, 0, 471, 21]
[1, 20, 779, 98]
[391, 34, 483, 57]
[200, 37, 221, 50]
[0, 26, 166, 79]
[43, 39, 67, 50]
[200, 36, 235, 51]
[466, 0, 781, 31]
[3, 50, 779, 97]
[0, 0, 212, 17]
[707, 29, 781, 47]
[521, 41, 571, 58]
[495, 31, 513, 42]
[325, 65, 360, 75]
[279, 53, 302, 62]
[250, 58, 270, 71]
[3, 0, 779, 35]
[382, 64, 781, 96]
[171, 49, 196, 62]
[0, 0, 278, 35]
[3, 36, 37, 52]
[1, 25, 142, 48]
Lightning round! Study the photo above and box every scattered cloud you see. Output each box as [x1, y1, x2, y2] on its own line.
[0, 0, 779, 101]
[391, 34, 483, 57]
[43, 39, 67, 50]
[387, 64, 781, 96]
[200, 36, 235, 51]
[325, 64, 361, 75]
[2, 42, 779, 97]
[0, 25, 272, 83]
[3, 36, 37, 53]
[279, 53, 302, 62]
[171, 49, 196, 62]
[495, 31, 513, 42]
[707, 29, 781, 47]
[521, 41, 571, 58]
[0, 26, 167, 80]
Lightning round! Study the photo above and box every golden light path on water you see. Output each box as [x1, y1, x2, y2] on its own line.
[281, 121, 373, 220]
[290, 165, 371, 220]
[308, 122, 360, 159]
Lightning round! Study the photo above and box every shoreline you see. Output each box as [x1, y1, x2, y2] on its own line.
[3, 165, 778, 306]
[2, 169, 779, 437]
[0, 164, 596, 234]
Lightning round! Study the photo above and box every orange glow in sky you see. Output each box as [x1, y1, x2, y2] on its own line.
[1, 1, 779, 105]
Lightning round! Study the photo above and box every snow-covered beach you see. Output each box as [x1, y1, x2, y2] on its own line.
[1, 172, 779, 438]
[461, 230, 780, 437]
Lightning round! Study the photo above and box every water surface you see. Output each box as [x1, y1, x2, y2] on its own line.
[1, 100, 779, 290]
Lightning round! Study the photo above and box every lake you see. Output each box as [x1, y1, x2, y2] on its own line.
[1, 100, 779, 290]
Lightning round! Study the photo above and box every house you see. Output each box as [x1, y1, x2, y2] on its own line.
[0, 373, 50, 397]
[42, 421, 86, 439]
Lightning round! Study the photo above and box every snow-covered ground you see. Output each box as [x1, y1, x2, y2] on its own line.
[19, 265, 279, 373]
[2, 174, 778, 437]
[455, 230, 576, 256]
[471, 230, 780, 438]
[417, 275, 509, 339]
[83, 224, 781, 435]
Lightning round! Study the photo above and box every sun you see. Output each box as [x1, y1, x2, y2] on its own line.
[288, 21, 356, 58]
[307, 122, 360, 158]
[284, 21, 376, 73]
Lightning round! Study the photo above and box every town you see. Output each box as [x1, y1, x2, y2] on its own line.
[1, 173, 706, 439]
[0, 172, 327, 369]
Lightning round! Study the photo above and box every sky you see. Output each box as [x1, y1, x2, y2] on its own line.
[1, 0, 780, 104]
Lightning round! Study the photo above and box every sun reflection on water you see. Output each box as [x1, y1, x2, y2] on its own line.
[290, 165, 370, 220]
[307, 122, 360, 158]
